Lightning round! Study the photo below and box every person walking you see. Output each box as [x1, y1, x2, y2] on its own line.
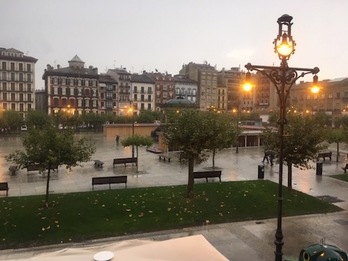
[115, 135, 120, 145]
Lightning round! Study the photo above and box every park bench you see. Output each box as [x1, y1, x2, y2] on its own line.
[92, 176, 127, 190]
[158, 154, 171, 162]
[94, 160, 104, 168]
[26, 163, 59, 173]
[317, 152, 332, 161]
[113, 157, 137, 167]
[0, 182, 9, 196]
[342, 164, 348, 173]
[193, 170, 222, 183]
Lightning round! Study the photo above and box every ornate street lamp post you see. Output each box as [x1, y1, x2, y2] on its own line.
[243, 14, 319, 261]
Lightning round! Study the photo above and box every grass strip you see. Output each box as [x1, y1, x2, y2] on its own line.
[0, 180, 341, 249]
[330, 174, 348, 182]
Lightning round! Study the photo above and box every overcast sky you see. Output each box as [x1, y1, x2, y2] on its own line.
[1, 0, 348, 88]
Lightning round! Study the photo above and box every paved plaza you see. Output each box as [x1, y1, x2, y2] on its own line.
[0, 133, 348, 260]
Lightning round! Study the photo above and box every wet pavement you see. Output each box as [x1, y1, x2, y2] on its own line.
[0, 133, 348, 260]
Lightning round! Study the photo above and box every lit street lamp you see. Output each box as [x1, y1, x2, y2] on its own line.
[243, 14, 320, 261]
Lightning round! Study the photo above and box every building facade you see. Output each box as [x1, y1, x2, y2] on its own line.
[130, 73, 155, 115]
[179, 62, 218, 110]
[42, 55, 99, 115]
[173, 75, 198, 104]
[107, 68, 132, 116]
[0, 47, 38, 118]
[290, 77, 348, 115]
[98, 74, 118, 115]
[144, 72, 175, 111]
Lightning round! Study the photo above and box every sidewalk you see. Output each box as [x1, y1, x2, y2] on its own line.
[0, 134, 348, 260]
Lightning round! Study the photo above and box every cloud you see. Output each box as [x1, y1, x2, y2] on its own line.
[226, 49, 255, 61]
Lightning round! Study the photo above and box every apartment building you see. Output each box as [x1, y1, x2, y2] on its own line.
[174, 75, 198, 104]
[42, 55, 99, 115]
[130, 73, 155, 115]
[217, 67, 243, 112]
[0, 47, 38, 118]
[98, 74, 118, 115]
[144, 72, 175, 111]
[179, 62, 218, 110]
[290, 77, 348, 115]
[107, 68, 132, 116]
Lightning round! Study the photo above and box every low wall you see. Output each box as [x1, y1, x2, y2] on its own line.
[103, 123, 160, 139]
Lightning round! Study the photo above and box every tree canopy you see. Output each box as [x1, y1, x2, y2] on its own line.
[6, 125, 96, 206]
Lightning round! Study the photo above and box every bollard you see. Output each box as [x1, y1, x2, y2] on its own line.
[258, 165, 264, 179]
[316, 162, 323, 176]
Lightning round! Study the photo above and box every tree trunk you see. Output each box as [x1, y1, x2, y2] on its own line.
[336, 142, 340, 163]
[187, 155, 194, 198]
[45, 164, 51, 208]
[287, 162, 292, 189]
[212, 149, 216, 169]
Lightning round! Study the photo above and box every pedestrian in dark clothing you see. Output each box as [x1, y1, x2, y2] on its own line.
[115, 135, 120, 144]
[269, 151, 275, 166]
[262, 151, 269, 163]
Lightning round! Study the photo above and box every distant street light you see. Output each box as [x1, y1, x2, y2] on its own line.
[243, 14, 320, 261]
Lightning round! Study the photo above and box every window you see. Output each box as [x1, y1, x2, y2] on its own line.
[2, 82, 7, 91]
[28, 104, 31, 111]
[85, 99, 89, 107]
[11, 73, 15, 81]
[148, 87, 152, 93]
[27, 84, 32, 92]
[2, 62, 6, 70]
[147, 95, 151, 101]
[28, 93, 32, 102]
[147, 104, 151, 110]
[11, 93, 15, 101]
[11, 63, 15, 71]
[53, 98, 59, 106]
[3, 93, 7, 101]
[19, 73, 23, 81]
[27, 74, 31, 82]
[62, 87, 66, 95]
[11, 103, 15, 110]
[11, 83, 15, 91]
[19, 83, 23, 92]
[20, 103, 24, 111]
[1, 72, 6, 80]
[78, 99, 82, 107]
[27, 64, 31, 72]
[19, 63, 23, 71]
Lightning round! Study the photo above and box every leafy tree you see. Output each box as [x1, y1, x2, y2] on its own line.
[6, 125, 95, 207]
[163, 110, 212, 198]
[263, 114, 325, 188]
[313, 111, 331, 127]
[326, 128, 347, 162]
[121, 134, 153, 173]
[205, 111, 239, 168]
[5, 111, 23, 131]
[26, 110, 51, 129]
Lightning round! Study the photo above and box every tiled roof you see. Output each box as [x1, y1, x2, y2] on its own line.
[42, 66, 98, 79]
[99, 74, 118, 84]
[131, 74, 155, 84]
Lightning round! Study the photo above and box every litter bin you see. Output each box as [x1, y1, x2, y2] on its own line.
[299, 243, 348, 261]
[258, 165, 264, 179]
[316, 162, 323, 176]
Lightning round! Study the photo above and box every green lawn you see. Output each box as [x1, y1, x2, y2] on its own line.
[330, 174, 348, 182]
[0, 180, 341, 250]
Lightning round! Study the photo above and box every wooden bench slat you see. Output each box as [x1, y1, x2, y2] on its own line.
[113, 157, 137, 167]
[193, 170, 222, 182]
[92, 176, 127, 190]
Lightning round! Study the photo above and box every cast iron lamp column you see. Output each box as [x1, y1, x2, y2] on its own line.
[243, 14, 319, 261]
